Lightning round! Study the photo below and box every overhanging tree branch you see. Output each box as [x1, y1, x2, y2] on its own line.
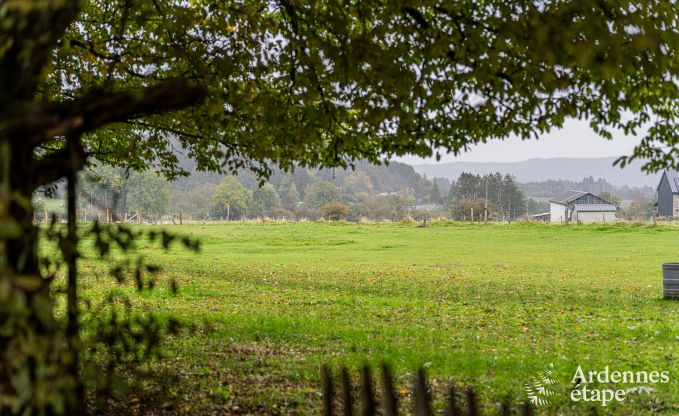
[33, 142, 87, 188]
[2, 82, 206, 147]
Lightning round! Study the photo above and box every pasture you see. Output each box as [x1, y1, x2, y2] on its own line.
[72, 222, 679, 414]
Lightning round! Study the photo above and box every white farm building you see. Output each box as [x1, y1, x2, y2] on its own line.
[549, 190, 617, 223]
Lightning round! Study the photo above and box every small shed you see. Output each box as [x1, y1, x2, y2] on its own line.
[549, 190, 616, 223]
[657, 170, 679, 217]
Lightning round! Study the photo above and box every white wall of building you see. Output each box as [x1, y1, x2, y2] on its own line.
[573, 211, 616, 223]
[549, 202, 567, 223]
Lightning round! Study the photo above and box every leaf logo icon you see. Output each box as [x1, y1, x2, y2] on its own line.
[525, 363, 558, 407]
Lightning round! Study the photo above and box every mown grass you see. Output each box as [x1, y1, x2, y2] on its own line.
[72, 221, 679, 414]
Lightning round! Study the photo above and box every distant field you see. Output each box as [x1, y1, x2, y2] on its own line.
[71, 222, 679, 414]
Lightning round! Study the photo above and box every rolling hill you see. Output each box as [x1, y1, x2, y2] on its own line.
[412, 157, 659, 188]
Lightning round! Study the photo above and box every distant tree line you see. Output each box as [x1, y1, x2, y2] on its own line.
[40, 164, 657, 222]
[597, 191, 656, 221]
[66, 162, 425, 221]
[68, 165, 529, 222]
[519, 176, 654, 200]
[76, 166, 171, 220]
[447, 173, 526, 221]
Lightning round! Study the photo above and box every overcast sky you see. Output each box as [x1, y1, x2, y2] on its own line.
[394, 118, 643, 165]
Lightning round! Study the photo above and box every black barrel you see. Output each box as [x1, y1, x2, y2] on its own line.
[662, 263, 679, 299]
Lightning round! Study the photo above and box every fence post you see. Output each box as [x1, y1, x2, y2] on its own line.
[501, 396, 511, 416]
[380, 365, 398, 416]
[445, 385, 461, 416]
[341, 367, 354, 416]
[414, 369, 432, 416]
[360, 366, 376, 416]
[465, 388, 478, 416]
[321, 365, 518, 416]
[322, 365, 334, 416]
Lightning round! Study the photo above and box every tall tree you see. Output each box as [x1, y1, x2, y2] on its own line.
[250, 183, 281, 217]
[211, 177, 251, 220]
[430, 182, 442, 204]
[449, 172, 526, 220]
[626, 192, 656, 220]
[127, 171, 171, 219]
[80, 164, 130, 217]
[304, 180, 342, 209]
[2, 0, 679, 413]
[502, 174, 526, 220]
[448, 183, 456, 206]
[280, 181, 301, 212]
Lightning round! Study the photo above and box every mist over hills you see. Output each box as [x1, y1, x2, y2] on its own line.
[411, 157, 659, 188]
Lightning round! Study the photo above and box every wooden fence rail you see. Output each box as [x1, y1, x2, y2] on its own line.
[321, 365, 534, 416]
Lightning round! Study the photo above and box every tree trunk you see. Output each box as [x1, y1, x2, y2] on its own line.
[66, 138, 83, 414]
[0, 20, 206, 409]
[6, 142, 40, 275]
[0, 139, 76, 414]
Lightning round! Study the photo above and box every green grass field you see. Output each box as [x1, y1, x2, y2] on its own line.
[72, 221, 679, 414]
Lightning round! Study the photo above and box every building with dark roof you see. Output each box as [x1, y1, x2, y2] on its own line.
[549, 190, 616, 223]
[657, 170, 679, 217]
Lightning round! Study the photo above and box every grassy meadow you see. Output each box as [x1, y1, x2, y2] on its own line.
[69, 221, 679, 414]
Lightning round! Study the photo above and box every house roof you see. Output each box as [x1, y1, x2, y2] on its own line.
[573, 204, 617, 212]
[659, 170, 679, 193]
[549, 190, 587, 204]
[550, 190, 613, 205]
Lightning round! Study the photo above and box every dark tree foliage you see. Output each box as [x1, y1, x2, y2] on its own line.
[449, 172, 526, 220]
[430, 182, 442, 204]
[20, 0, 679, 182]
[1, 0, 678, 413]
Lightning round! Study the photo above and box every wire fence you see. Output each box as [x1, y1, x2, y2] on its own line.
[33, 206, 673, 226]
[34, 209, 198, 225]
[32, 209, 417, 225]
[321, 365, 534, 416]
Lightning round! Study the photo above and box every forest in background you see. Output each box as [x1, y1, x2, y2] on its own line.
[36, 160, 657, 223]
